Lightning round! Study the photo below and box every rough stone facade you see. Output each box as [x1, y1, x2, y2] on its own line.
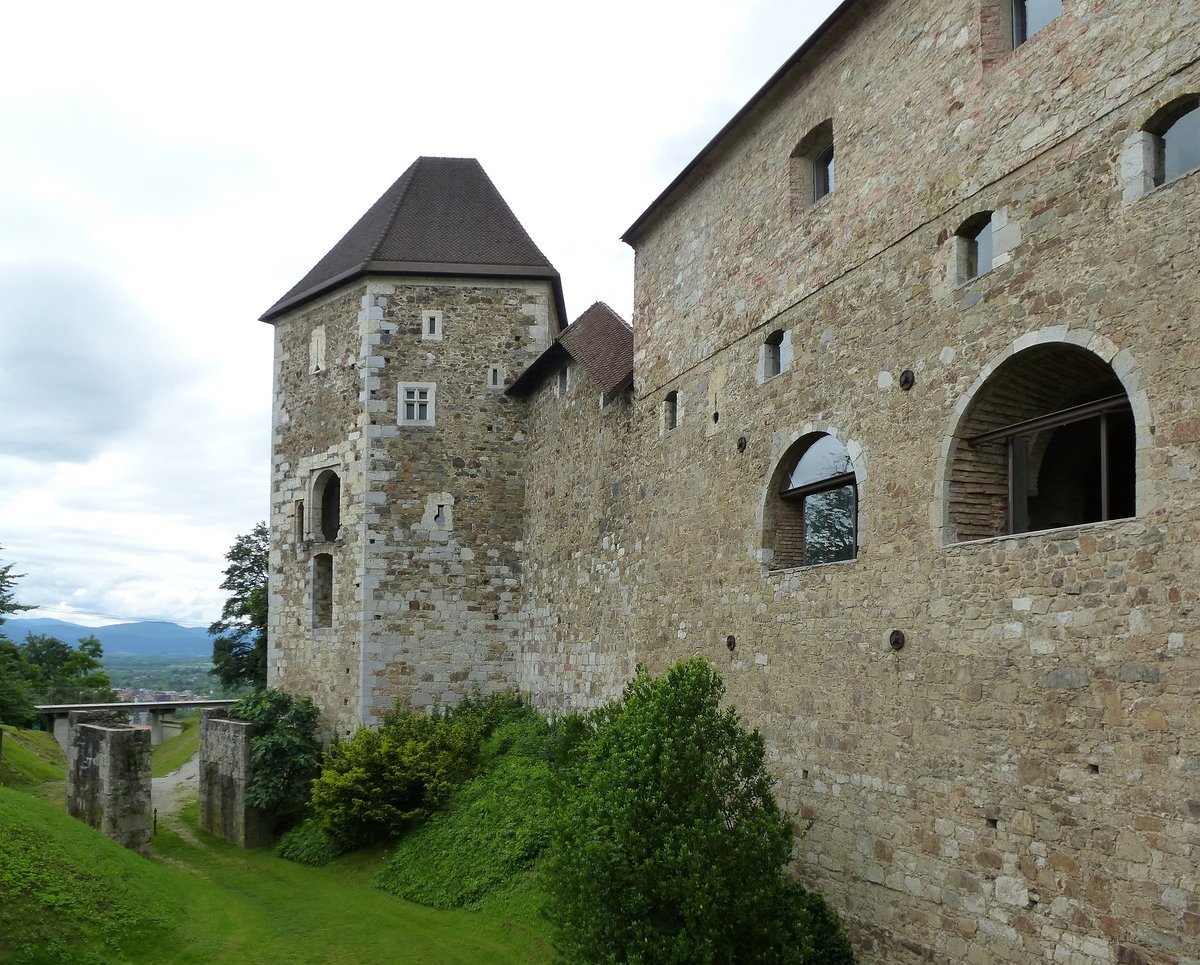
[268, 277, 557, 738]
[264, 3, 1200, 961]
[66, 711, 152, 856]
[198, 712, 273, 848]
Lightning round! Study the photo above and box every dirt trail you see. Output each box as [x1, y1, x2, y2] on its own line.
[153, 753, 199, 820]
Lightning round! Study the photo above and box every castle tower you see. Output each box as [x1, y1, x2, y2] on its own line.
[260, 157, 564, 737]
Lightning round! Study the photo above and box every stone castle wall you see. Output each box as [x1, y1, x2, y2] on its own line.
[265, 1, 1200, 960]
[268, 276, 557, 738]
[527, 1, 1200, 961]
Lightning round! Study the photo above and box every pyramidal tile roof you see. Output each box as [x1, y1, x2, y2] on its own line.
[261, 157, 565, 324]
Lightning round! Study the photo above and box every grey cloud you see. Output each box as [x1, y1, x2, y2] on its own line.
[0, 265, 188, 462]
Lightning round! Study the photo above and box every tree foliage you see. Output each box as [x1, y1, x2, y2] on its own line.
[309, 692, 521, 850]
[209, 523, 269, 690]
[229, 688, 322, 821]
[542, 658, 853, 964]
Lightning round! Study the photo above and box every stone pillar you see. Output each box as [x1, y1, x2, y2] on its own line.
[198, 712, 273, 848]
[66, 711, 152, 856]
[52, 714, 71, 755]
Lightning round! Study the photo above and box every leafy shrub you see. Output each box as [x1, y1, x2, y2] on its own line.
[275, 817, 340, 867]
[542, 658, 853, 964]
[228, 688, 322, 821]
[309, 690, 521, 850]
[374, 708, 555, 907]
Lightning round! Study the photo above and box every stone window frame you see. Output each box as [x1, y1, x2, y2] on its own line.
[421, 310, 444, 341]
[662, 390, 680, 434]
[1120, 94, 1200, 202]
[398, 381, 437, 426]
[789, 119, 835, 212]
[487, 365, 505, 390]
[935, 328, 1155, 547]
[555, 364, 570, 398]
[758, 329, 792, 384]
[951, 207, 1019, 289]
[759, 427, 864, 572]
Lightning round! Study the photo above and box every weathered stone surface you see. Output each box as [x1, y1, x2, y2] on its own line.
[263, 2, 1200, 962]
[66, 711, 151, 856]
[198, 713, 272, 848]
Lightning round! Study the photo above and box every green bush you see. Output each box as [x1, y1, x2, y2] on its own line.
[275, 817, 340, 867]
[229, 688, 322, 822]
[542, 658, 853, 964]
[374, 709, 555, 907]
[309, 691, 521, 850]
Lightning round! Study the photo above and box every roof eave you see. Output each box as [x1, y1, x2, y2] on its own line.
[260, 261, 567, 328]
[620, 0, 861, 246]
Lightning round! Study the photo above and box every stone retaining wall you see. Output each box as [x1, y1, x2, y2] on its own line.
[66, 711, 151, 856]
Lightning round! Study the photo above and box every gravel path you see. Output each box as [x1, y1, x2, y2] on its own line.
[152, 753, 199, 820]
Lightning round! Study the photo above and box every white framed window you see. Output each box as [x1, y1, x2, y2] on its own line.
[398, 382, 437, 425]
[421, 310, 443, 341]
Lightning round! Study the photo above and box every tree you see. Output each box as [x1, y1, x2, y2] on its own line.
[229, 688, 322, 826]
[209, 522, 269, 690]
[0, 548, 35, 723]
[20, 633, 116, 705]
[0, 547, 34, 634]
[542, 658, 853, 964]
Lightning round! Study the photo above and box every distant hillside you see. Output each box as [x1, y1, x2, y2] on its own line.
[0, 617, 211, 657]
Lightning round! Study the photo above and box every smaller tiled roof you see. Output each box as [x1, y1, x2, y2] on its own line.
[261, 157, 566, 325]
[508, 302, 634, 398]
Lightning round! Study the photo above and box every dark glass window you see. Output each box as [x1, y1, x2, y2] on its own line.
[763, 331, 784, 379]
[770, 434, 857, 568]
[814, 142, 835, 200]
[1160, 104, 1200, 184]
[960, 213, 994, 281]
[1013, 0, 1060, 46]
[948, 343, 1137, 544]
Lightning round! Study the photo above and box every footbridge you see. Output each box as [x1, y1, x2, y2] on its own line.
[36, 699, 237, 753]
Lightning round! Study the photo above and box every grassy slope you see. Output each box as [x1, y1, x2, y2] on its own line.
[151, 716, 200, 777]
[0, 724, 66, 804]
[0, 785, 551, 964]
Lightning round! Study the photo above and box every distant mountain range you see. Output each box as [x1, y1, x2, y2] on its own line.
[1, 617, 212, 658]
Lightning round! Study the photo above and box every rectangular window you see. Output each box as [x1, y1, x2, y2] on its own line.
[398, 382, 437, 425]
[421, 311, 443, 341]
[488, 365, 504, 389]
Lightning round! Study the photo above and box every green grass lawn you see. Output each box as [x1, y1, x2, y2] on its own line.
[0, 727, 552, 965]
[151, 716, 200, 777]
[0, 724, 66, 805]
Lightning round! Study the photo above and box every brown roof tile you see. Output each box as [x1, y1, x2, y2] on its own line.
[509, 302, 633, 398]
[261, 157, 565, 324]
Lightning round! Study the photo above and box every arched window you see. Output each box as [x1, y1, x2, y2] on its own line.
[956, 212, 994, 283]
[766, 434, 857, 569]
[790, 120, 835, 209]
[946, 344, 1135, 543]
[313, 469, 341, 542]
[1150, 97, 1200, 186]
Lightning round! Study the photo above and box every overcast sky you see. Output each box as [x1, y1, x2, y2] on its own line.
[0, 0, 840, 630]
